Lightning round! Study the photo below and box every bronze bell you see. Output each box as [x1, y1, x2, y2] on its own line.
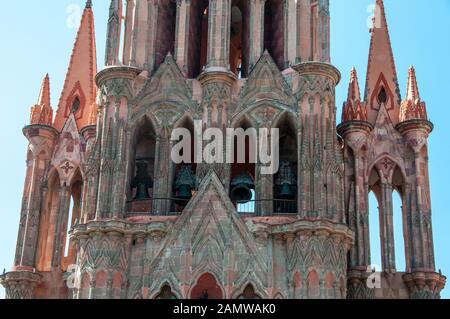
[177, 184, 193, 200]
[275, 161, 296, 200]
[278, 183, 295, 199]
[174, 165, 197, 200]
[132, 161, 153, 200]
[230, 172, 254, 203]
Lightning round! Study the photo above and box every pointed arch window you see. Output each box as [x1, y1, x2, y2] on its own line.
[237, 284, 261, 299]
[155, 285, 177, 299]
[71, 97, 81, 114]
[377, 86, 388, 105]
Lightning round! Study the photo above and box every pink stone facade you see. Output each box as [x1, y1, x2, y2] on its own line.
[0, 0, 445, 299]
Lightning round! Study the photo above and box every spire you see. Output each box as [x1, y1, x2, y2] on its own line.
[342, 68, 368, 122]
[105, 0, 122, 66]
[348, 67, 361, 101]
[406, 65, 420, 102]
[364, 0, 401, 125]
[400, 66, 427, 122]
[30, 74, 53, 126]
[53, 3, 97, 131]
[37, 74, 51, 107]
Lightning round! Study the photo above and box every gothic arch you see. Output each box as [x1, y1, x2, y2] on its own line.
[61, 168, 83, 270]
[232, 99, 295, 124]
[127, 116, 157, 206]
[171, 119, 198, 212]
[232, 281, 266, 299]
[153, 283, 179, 299]
[189, 272, 225, 299]
[35, 169, 61, 271]
[235, 283, 262, 299]
[229, 116, 257, 209]
[367, 154, 406, 184]
[272, 112, 298, 214]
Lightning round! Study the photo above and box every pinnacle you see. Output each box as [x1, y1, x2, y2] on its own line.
[37, 74, 51, 107]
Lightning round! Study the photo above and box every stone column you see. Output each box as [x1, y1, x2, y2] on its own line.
[123, 0, 136, 66]
[285, 0, 297, 65]
[380, 181, 396, 272]
[174, 0, 191, 74]
[296, 0, 312, 62]
[206, 0, 231, 69]
[153, 131, 173, 214]
[249, 0, 266, 69]
[105, 0, 123, 66]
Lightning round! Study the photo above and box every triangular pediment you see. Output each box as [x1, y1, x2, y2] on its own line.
[367, 103, 404, 165]
[235, 51, 295, 115]
[133, 54, 198, 114]
[146, 171, 268, 297]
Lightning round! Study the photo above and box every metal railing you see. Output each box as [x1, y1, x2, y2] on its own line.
[125, 197, 298, 217]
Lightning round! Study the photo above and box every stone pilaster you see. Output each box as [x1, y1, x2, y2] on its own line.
[95, 66, 141, 219]
[14, 125, 57, 269]
[197, 70, 236, 184]
[337, 121, 373, 270]
[293, 62, 341, 220]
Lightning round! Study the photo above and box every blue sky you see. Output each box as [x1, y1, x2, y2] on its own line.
[0, 0, 448, 299]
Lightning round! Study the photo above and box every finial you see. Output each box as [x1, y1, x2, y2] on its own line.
[85, 0, 92, 9]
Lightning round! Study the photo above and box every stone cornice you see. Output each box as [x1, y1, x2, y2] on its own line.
[395, 119, 434, 136]
[22, 124, 59, 140]
[337, 120, 374, 138]
[292, 62, 341, 86]
[95, 66, 142, 87]
[198, 67, 237, 87]
[0, 271, 42, 285]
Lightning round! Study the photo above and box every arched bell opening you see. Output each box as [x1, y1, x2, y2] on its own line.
[190, 273, 223, 299]
[36, 169, 61, 272]
[368, 168, 382, 271]
[264, 0, 286, 70]
[61, 169, 83, 271]
[237, 284, 261, 299]
[171, 117, 197, 213]
[392, 166, 407, 272]
[230, 1, 250, 78]
[229, 119, 257, 214]
[128, 117, 157, 214]
[188, 0, 209, 78]
[155, 284, 178, 299]
[154, 0, 177, 70]
[273, 114, 298, 214]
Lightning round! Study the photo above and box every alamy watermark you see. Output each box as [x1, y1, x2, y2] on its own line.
[171, 120, 280, 175]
